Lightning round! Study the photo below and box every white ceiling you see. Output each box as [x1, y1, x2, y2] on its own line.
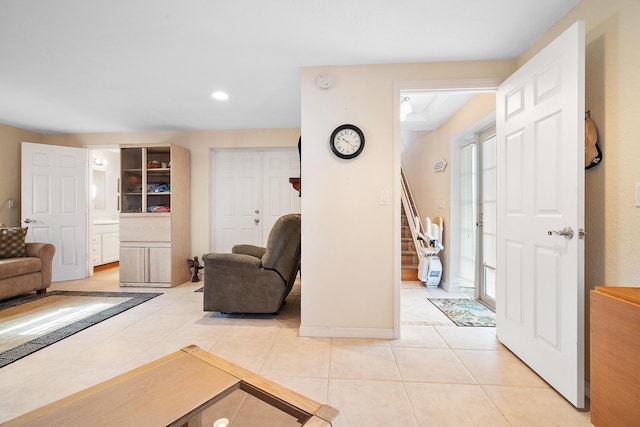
[400, 91, 477, 131]
[0, 0, 580, 134]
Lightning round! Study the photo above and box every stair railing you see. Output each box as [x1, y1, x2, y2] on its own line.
[400, 168, 425, 264]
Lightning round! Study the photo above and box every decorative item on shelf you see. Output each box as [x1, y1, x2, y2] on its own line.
[289, 177, 301, 193]
[126, 175, 143, 193]
[147, 160, 161, 168]
[147, 205, 170, 213]
[187, 256, 203, 282]
[147, 183, 170, 193]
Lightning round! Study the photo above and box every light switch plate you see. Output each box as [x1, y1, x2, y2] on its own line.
[438, 199, 445, 209]
[380, 190, 390, 205]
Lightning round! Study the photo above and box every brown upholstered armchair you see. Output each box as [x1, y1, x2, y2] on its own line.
[202, 214, 301, 314]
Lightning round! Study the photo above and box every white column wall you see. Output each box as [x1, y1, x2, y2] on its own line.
[299, 61, 514, 338]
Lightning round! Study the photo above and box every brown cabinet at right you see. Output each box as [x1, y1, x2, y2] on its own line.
[590, 286, 640, 427]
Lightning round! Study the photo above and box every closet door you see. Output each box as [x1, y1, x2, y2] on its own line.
[261, 149, 301, 243]
[213, 150, 262, 253]
[213, 148, 300, 253]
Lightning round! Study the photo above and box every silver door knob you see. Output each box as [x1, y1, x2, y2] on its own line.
[255, 209, 260, 214]
[254, 218, 260, 225]
[24, 218, 36, 223]
[547, 227, 574, 240]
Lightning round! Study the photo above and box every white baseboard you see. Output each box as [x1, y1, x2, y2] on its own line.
[299, 326, 395, 339]
[438, 279, 456, 292]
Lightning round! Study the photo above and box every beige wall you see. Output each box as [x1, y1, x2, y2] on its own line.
[402, 93, 496, 287]
[0, 124, 42, 227]
[42, 128, 300, 257]
[300, 61, 514, 337]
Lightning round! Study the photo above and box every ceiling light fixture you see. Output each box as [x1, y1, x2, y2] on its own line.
[211, 91, 229, 101]
[400, 96, 412, 121]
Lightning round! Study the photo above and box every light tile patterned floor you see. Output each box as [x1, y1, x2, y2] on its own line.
[0, 269, 593, 426]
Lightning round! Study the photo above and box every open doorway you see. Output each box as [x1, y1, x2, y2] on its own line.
[87, 145, 120, 276]
[396, 83, 500, 325]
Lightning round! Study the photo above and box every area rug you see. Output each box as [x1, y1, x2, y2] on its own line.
[0, 290, 161, 368]
[428, 298, 495, 327]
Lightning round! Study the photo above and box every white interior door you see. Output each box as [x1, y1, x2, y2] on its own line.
[213, 150, 262, 253]
[496, 21, 585, 408]
[21, 142, 89, 281]
[261, 149, 301, 243]
[213, 148, 300, 253]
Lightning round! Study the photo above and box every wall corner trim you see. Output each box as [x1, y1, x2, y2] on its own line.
[299, 326, 395, 339]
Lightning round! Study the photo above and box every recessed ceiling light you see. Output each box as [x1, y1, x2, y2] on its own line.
[211, 91, 229, 101]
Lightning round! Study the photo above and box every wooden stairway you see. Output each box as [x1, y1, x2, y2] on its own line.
[401, 204, 420, 281]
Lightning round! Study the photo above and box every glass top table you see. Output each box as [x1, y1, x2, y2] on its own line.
[3, 345, 339, 427]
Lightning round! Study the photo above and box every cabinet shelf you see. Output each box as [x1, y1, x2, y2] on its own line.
[120, 212, 170, 218]
[119, 143, 190, 287]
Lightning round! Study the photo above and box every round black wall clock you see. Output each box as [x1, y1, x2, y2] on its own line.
[330, 124, 365, 159]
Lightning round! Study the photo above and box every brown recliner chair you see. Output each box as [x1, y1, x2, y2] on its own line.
[202, 214, 301, 314]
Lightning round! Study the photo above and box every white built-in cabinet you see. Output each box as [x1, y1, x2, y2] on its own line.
[92, 223, 119, 267]
[119, 143, 190, 287]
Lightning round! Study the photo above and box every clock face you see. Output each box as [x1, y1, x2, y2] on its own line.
[330, 124, 365, 159]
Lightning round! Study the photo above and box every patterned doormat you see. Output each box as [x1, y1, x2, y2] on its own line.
[428, 298, 495, 327]
[0, 290, 161, 368]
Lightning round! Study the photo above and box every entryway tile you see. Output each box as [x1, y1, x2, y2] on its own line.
[390, 325, 448, 348]
[483, 385, 593, 426]
[327, 379, 417, 427]
[329, 344, 400, 381]
[391, 347, 475, 384]
[435, 325, 500, 350]
[454, 349, 548, 387]
[259, 340, 331, 378]
[209, 335, 276, 373]
[404, 382, 511, 426]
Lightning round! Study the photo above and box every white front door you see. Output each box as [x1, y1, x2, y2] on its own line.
[479, 126, 497, 308]
[21, 142, 89, 281]
[213, 150, 263, 253]
[496, 21, 585, 408]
